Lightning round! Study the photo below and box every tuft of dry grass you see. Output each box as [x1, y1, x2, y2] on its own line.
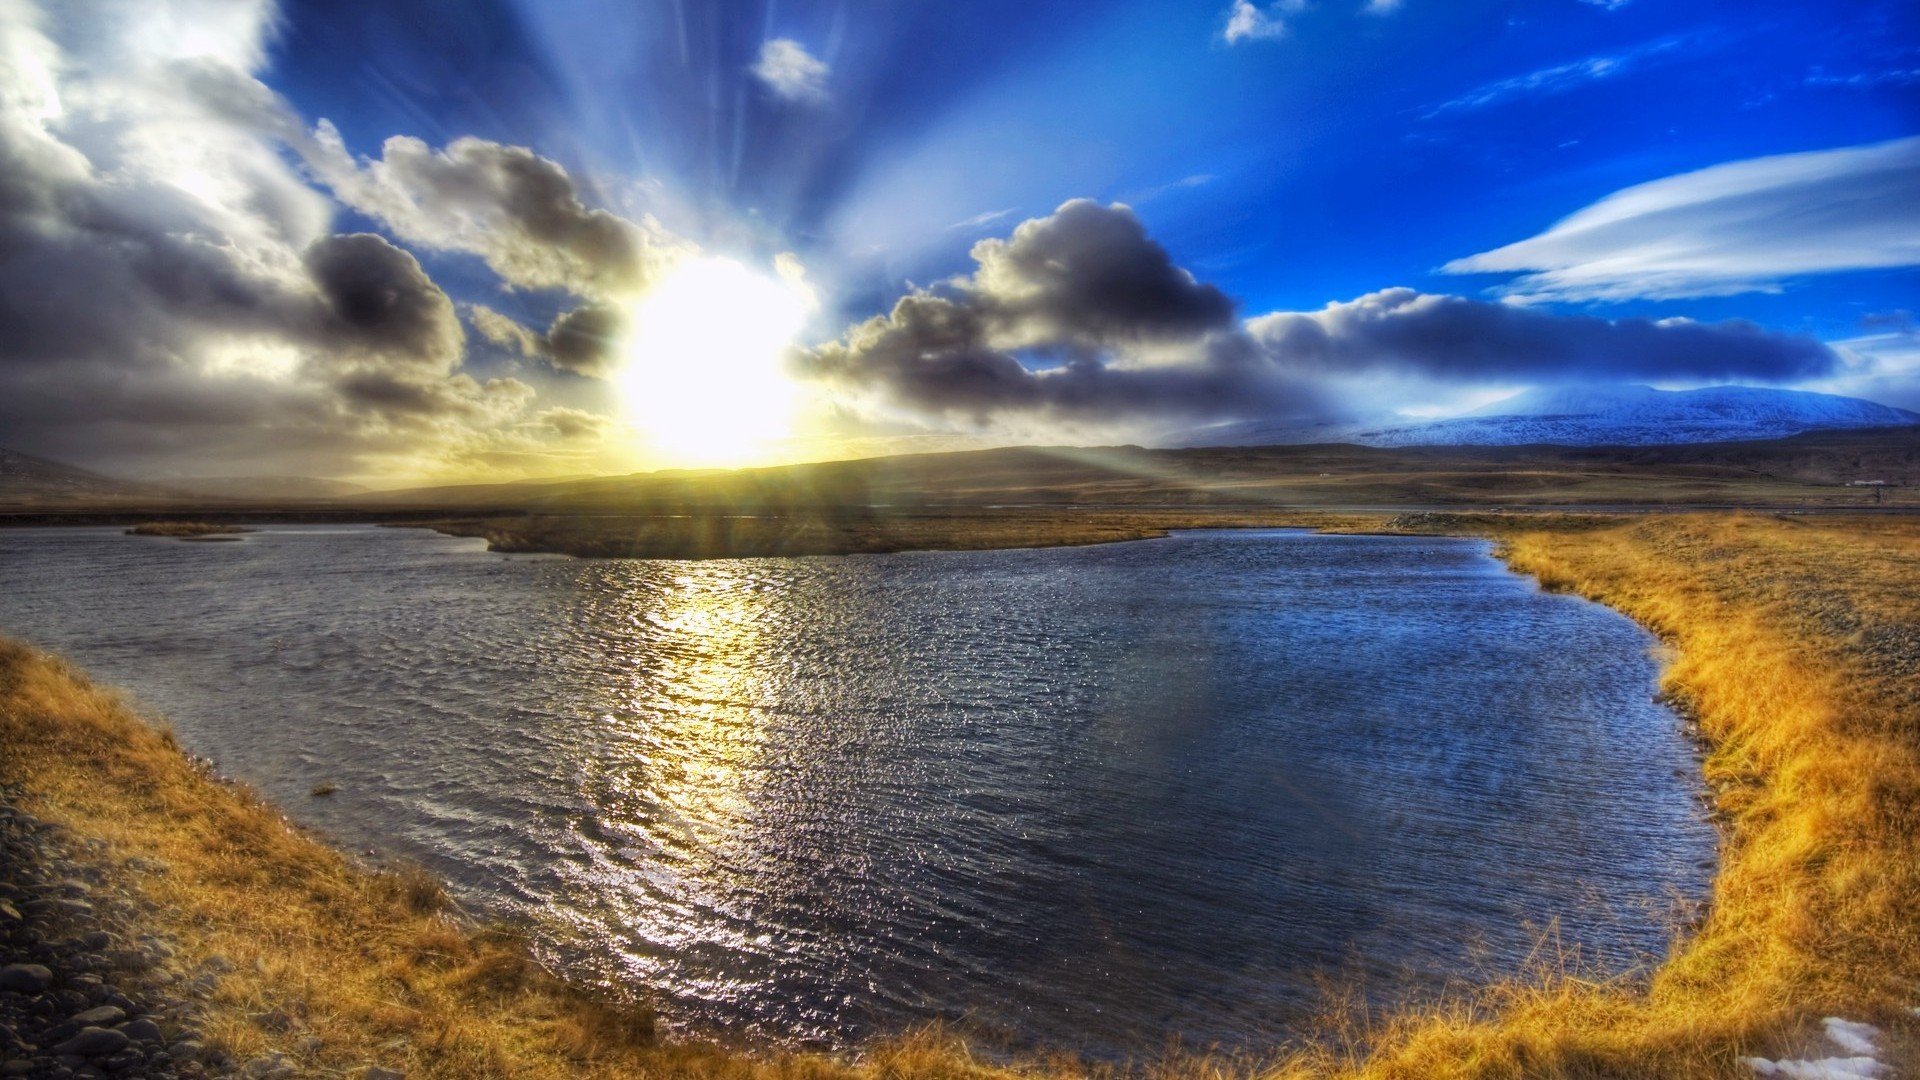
[2, 511, 1915, 1078]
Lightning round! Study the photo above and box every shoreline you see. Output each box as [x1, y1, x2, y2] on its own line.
[2, 512, 1915, 1077]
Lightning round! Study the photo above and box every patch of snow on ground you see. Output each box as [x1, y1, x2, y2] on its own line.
[1739, 1059, 1884, 1079]
[1741, 1017, 1889, 1079]
[1822, 1018, 1881, 1056]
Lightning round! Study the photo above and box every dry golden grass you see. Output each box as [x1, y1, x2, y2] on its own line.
[2, 511, 1916, 1078]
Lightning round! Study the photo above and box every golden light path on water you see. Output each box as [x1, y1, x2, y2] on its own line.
[559, 562, 800, 1020]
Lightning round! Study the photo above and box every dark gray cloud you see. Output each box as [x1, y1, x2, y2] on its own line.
[800, 204, 1840, 429]
[543, 303, 629, 378]
[801, 292, 1319, 422]
[466, 302, 628, 379]
[1247, 288, 1837, 382]
[795, 201, 1296, 424]
[968, 199, 1237, 345]
[305, 234, 463, 370]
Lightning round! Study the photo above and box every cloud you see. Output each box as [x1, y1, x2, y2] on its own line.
[1425, 36, 1688, 116]
[1444, 136, 1920, 301]
[1223, 0, 1302, 44]
[948, 208, 1016, 231]
[292, 126, 683, 300]
[798, 203, 1835, 431]
[1363, 0, 1403, 14]
[1578, 0, 1631, 9]
[751, 39, 829, 105]
[969, 199, 1237, 345]
[463, 302, 628, 379]
[467, 304, 544, 358]
[1805, 66, 1920, 90]
[0, 0, 616, 480]
[797, 201, 1294, 423]
[1245, 288, 1837, 383]
[542, 303, 629, 378]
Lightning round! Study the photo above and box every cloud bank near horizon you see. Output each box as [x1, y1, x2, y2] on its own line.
[798, 201, 1841, 433]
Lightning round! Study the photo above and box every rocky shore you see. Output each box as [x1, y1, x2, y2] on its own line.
[0, 785, 397, 1080]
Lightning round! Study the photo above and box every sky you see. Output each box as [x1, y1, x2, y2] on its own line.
[0, 0, 1915, 482]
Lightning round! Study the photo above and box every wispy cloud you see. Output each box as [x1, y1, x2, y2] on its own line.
[1125, 173, 1217, 204]
[1444, 136, 1920, 302]
[1805, 66, 1920, 89]
[948, 208, 1016, 231]
[1362, 0, 1403, 14]
[1578, 0, 1632, 10]
[752, 39, 830, 105]
[1424, 35, 1689, 117]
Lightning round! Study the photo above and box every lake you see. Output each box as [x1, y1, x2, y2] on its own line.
[0, 525, 1714, 1058]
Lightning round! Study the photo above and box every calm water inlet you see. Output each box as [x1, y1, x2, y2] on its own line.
[0, 526, 1715, 1058]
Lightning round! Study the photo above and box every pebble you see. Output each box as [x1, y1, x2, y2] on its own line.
[0, 963, 53, 993]
[52, 1025, 131, 1057]
[70, 1005, 125, 1027]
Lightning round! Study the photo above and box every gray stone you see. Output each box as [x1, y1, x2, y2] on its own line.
[53, 1027, 130, 1057]
[118, 1018, 163, 1045]
[70, 1006, 125, 1027]
[0, 963, 53, 993]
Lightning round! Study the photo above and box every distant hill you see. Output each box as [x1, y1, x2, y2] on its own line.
[0, 448, 162, 505]
[347, 426, 1920, 514]
[1173, 385, 1920, 449]
[0, 448, 367, 507]
[165, 476, 369, 500]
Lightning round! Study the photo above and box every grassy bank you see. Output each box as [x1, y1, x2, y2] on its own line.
[2, 513, 1915, 1077]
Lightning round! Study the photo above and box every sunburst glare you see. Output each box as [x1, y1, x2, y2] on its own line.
[618, 257, 814, 466]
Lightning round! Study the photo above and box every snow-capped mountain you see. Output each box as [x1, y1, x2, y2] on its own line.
[1168, 385, 1920, 449]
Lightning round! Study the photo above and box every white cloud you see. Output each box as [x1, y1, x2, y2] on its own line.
[1363, 0, 1403, 14]
[1579, 0, 1631, 9]
[751, 38, 829, 104]
[1444, 136, 1920, 302]
[1223, 0, 1304, 44]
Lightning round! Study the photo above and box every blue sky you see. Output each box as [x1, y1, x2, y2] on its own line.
[0, 0, 1914, 478]
[265, 0, 1918, 338]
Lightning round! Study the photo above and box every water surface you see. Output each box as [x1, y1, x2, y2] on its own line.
[0, 526, 1714, 1057]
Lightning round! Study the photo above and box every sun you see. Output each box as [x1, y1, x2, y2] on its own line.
[616, 257, 813, 466]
